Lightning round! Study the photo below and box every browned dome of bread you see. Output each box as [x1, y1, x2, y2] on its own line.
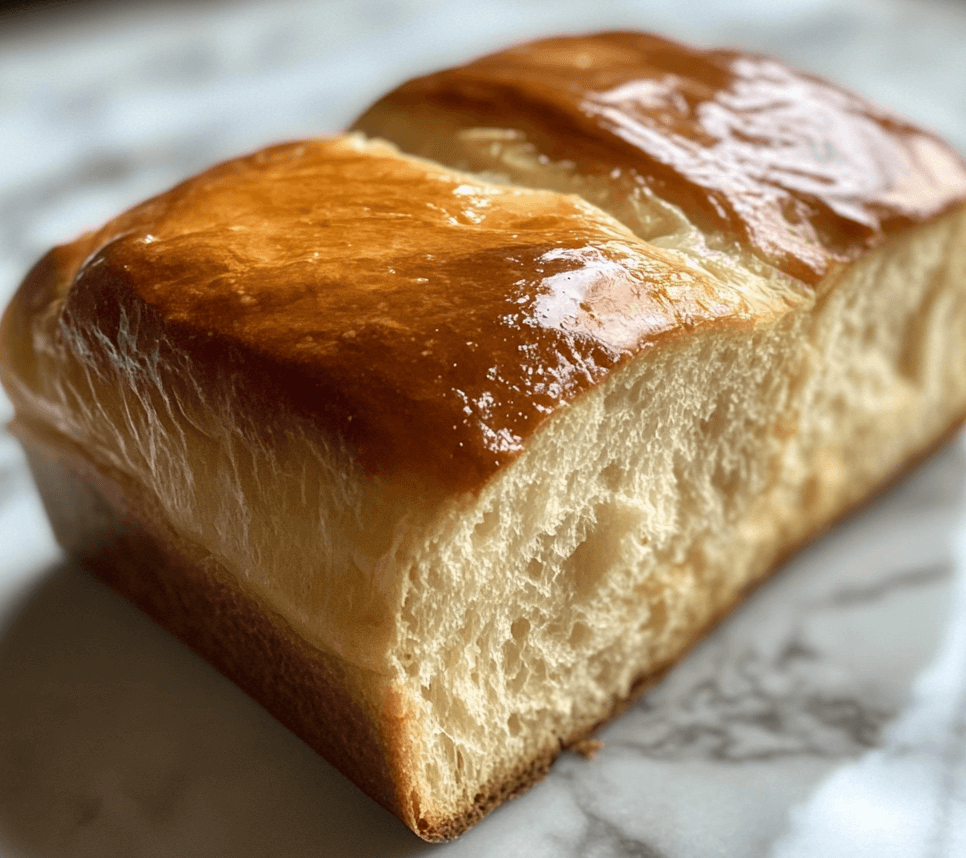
[353, 30, 966, 283]
[4, 31, 966, 843]
[17, 136, 752, 494]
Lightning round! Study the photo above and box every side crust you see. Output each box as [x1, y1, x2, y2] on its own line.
[19, 439, 410, 832]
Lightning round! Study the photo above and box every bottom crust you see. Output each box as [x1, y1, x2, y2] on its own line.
[17, 412, 966, 841]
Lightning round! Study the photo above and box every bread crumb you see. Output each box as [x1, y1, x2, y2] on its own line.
[570, 738, 604, 760]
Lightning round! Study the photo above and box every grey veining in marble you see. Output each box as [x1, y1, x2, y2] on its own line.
[2, 1, 966, 855]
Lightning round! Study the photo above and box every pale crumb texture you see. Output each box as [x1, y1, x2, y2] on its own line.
[383, 207, 966, 836]
[347, 135, 966, 834]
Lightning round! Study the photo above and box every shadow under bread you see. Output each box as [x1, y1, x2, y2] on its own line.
[0, 560, 424, 858]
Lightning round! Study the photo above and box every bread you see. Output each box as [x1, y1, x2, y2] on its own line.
[3, 30, 966, 843]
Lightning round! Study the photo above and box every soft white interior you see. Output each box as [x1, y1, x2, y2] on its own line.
[384, 202, 966, 828]
[338, 129, 966, 826]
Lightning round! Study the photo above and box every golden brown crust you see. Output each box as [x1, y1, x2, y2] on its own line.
[353, 31, 966, 284]
[22, 136, 753, 494]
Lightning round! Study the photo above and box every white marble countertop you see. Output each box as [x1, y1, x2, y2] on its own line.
[1, 1, 966, 855]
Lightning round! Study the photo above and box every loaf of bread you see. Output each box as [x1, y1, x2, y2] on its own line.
[3, 31, 966, 842]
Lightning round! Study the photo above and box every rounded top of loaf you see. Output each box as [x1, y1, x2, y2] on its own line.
[22, 136, 759, 493]
[353, 31, 966, 284]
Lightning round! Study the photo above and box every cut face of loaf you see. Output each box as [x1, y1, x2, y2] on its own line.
[4, 31, 966, 843]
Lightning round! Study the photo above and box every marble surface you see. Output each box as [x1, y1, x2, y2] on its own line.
[2, 0, 966, 855]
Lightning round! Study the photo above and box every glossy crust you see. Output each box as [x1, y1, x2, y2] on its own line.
[353, 31, 966, 284]
[34, 135, 753, 493]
